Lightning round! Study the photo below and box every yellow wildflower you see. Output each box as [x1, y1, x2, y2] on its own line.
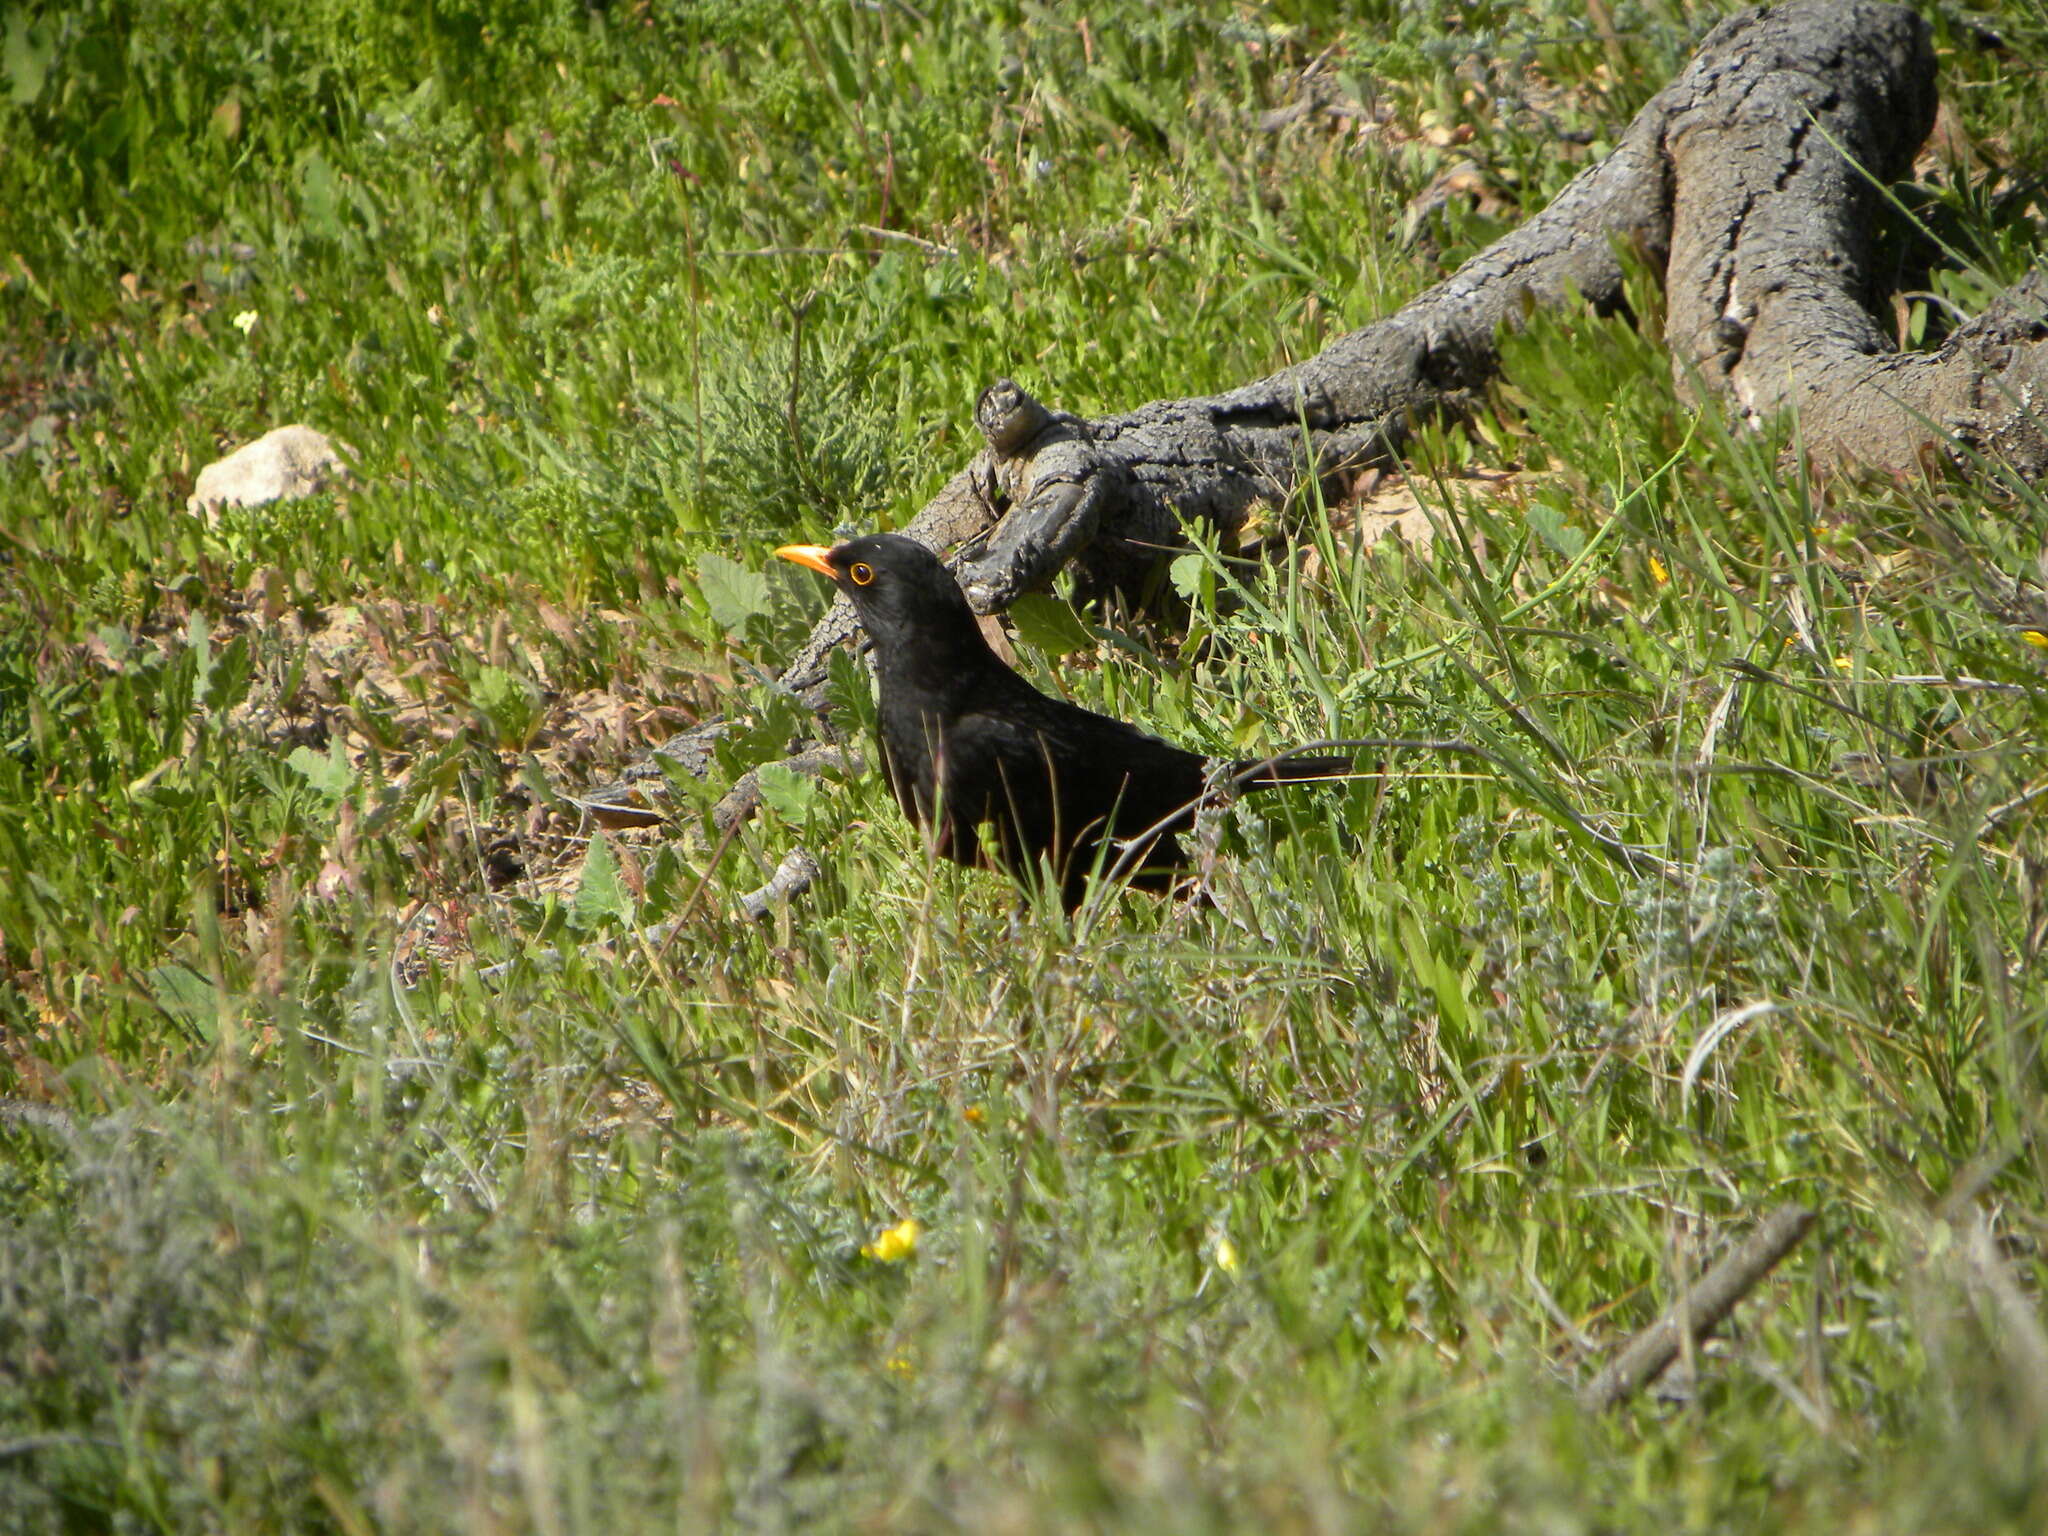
[2022, 631, 2048, 649]
[862, 1217, 921, 1263]
[231, 310, 258, 336]
[1214, 1234, 1241, 1274]
[1647, 554, 1669, 586]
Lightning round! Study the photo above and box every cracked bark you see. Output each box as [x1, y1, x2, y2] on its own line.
[581, 0, 2045, 820]
[1663, 3, 2047, 475]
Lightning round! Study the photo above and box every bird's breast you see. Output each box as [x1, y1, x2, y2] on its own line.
[875, 708, 941, 819]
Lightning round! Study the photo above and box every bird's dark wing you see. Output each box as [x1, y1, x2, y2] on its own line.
[930, 704, 1067, 859]
[942, 685, 1209, 863]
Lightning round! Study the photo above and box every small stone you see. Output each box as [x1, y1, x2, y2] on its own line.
[185, 425, 352, 524]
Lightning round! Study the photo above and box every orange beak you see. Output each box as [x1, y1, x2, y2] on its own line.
[773, 543, 839, 578]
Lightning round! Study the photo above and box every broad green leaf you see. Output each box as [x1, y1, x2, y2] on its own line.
[571, 832, 634, 929]
[697, 553, 771, 636]
[1525, 501, 1585, 559]
[1169, 552, 1214, 607]
[1007, 593, 1094, 656]
[756, 761, 818, 823]
[148, 963, 217, 1042]
[288, 738, 353, 802]
[3, 13, 52, 107]
[187, 611, 213, 691]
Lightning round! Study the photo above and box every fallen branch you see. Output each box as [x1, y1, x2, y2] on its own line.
[737, 847, 822, 921]
[1578, 1201, 1816, 1411]
[574, 2, 2045, 835]
[769, 1, 2041, 704]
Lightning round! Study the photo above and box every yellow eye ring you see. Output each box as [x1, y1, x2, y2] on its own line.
[849, 562, 875, 586]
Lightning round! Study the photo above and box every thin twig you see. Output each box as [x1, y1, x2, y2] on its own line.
[669, 804, 750, 935]
[854, 223, 958, 257]
[1985, 777, 2048, 832]
[1876, 674, 2030, 693]
[706, 245, 870, 258]
[0, 1433, 122, 1460]
[1959, 1212, 2048, 1422]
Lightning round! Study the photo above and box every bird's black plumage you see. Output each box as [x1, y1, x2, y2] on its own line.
[775, 533, 1349, 909]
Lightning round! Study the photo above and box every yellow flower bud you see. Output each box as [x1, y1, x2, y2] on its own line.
[862, 1217, 922, 1263]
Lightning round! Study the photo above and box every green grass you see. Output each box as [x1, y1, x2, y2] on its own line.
[4, 0, 2048, 1529]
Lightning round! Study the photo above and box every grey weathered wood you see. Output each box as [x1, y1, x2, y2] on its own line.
[737, 847, 822, 921]
[1664, 3, 2047, 477]
[948, 38, 1681, 615]
[780, 0, 2039, 663]
[1578, 1202, 1816, 1411]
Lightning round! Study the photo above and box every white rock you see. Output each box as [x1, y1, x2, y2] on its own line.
[186, 425, 352, 523]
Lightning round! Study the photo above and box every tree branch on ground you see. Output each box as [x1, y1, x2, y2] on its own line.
[772, 0, 2044, 707]
[1578, 1202, 1817, 1411]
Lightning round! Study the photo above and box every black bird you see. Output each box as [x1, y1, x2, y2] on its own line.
[775, 534, 1349, 910]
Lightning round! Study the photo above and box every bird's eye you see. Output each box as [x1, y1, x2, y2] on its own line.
[850, 562, 875, 586]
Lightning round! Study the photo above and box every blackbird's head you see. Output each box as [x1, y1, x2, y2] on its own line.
[773, 533, 982, 653]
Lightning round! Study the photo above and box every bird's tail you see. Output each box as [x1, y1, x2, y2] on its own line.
[1228, 753, 1353, 788]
